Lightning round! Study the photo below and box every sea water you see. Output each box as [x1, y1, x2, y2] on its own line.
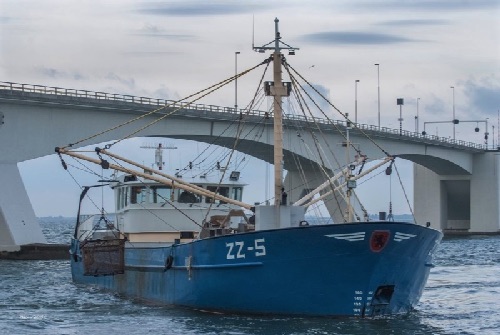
[0, 218, 498, 335]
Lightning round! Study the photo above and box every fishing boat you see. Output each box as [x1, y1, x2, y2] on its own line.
[59, 18, 442, 317]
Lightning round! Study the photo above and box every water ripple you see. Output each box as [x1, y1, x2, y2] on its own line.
[0, 219, 498, 334]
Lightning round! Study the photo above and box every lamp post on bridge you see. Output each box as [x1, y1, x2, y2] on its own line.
[492, 125, 495, 150]
[235, 51, 240, 110]
[397, 98, 404, 136]
[355, 79, 360, 123]
[415, 97, 420, 133]
[486, 118, 489, 148]
[375, 63, 380, 128]
[451, 86, 456, 139]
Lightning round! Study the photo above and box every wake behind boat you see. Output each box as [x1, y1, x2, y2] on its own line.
[58, 18, 442, 317]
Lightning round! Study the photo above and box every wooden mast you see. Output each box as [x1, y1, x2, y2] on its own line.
[254, 18, 298, 211]
[272, 18, 285, 207]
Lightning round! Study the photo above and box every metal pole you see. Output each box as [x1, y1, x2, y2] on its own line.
[375, 64, 380, 128]
[400, 105, 402, 135]
[397, 98, 404, 136]
[492, 125, 495, 149]
[355, 80, 359, 123]
[486, 118, 489, 148]
[416, 97, 420, 133]
[451, 86, 455, 139]
[235, 51, 240, 110]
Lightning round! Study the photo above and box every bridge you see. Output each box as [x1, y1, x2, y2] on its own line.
[0, 81, 498, 251]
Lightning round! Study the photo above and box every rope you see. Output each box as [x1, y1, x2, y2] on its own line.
[284, 61, 392, 158]
[62, 60, 268, 150]
[393, 161, 416, 224]
[284, 69, 348, 221]
[202, 59, 271, 221]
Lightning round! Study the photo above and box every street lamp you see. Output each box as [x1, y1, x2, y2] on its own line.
[397, 98, 404, 135]
[375, 64, 380, 128]
[355, 80, 360, 123]
[451, 86, 456, 139]
[486, 118, 489, 148]
[493, 125, 495, 149]
[235, 51, 240, 110]
[415, 98, 420, 133]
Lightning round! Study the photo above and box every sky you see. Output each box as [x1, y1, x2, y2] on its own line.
[1, 0, 500, 217]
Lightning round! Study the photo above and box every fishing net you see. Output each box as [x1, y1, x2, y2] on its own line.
[81, 239, 125, 276]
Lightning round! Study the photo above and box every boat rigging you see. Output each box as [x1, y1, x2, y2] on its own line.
[56, 18, 442, 317]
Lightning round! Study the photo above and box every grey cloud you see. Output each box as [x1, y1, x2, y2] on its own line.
[152, 86, 180, 101]
[138, 1, 269, 16]
[36, 67, 85, 80]
[378, 19, 450, 26]
[124, 51, 183, 56]
[425, 98, 448, 118]
[105, 73, 135, 89]
[135, 33, 194, 41]
[300, 31, 420, 45]
[463, 77, 500, 116]
[140, 23, 162, 34]
[357, 0, 498, 11]
[39, 67, 65, 78]
[135, 24, 195, 41]
[300, 83, 332, 115]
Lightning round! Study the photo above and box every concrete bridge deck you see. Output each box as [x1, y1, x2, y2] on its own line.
[0, 81, 498, 254]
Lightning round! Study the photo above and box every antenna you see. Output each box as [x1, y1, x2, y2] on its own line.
[252, 17, 299, 54]
[140, 142, 177, 170]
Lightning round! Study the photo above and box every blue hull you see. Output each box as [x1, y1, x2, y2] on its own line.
[70, 222, 442, 317]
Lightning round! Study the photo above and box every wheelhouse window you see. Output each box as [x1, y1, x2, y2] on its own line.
[232, 187, 243, 201]
[178, 190, 200, 203]
[117, 187, 123, 210]
[205, 186, 229, 204]
[151, 186, 173, 203]
[117, 186, 129, 209]
[118, 187, 128, 208]
[131, 186, 149, 204]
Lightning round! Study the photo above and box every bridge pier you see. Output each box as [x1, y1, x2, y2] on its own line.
[0, 163, 46, 251]
[414, 152, 500, 234]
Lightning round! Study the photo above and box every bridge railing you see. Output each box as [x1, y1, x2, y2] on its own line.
[0, 81, 486, 150]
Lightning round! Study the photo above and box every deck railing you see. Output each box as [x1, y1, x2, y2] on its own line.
[0, 81, 486, 150]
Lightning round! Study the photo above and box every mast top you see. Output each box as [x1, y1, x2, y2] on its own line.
[253, 18, 299, 55]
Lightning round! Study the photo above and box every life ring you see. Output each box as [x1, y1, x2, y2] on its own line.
[164, 255, 174, 270]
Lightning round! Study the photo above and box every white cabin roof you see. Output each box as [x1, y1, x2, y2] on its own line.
[111, 171, 246, 188]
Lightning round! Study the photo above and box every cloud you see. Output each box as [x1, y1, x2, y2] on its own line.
[105, 72, 136, 90]
[152, 85, 180, 101]
[134, 23, 195, 41]
[294, 83, 332, 117]
[138, 1, 269, 16]
[378, 19, 450, 26]
[123, 51, 184, 56]
[462, 76, 500, 116]
[36, 67, 85, 80]
[425, 96, 449, 118]
[357, 0, 498, 11]
[299, 31, 421, 45]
